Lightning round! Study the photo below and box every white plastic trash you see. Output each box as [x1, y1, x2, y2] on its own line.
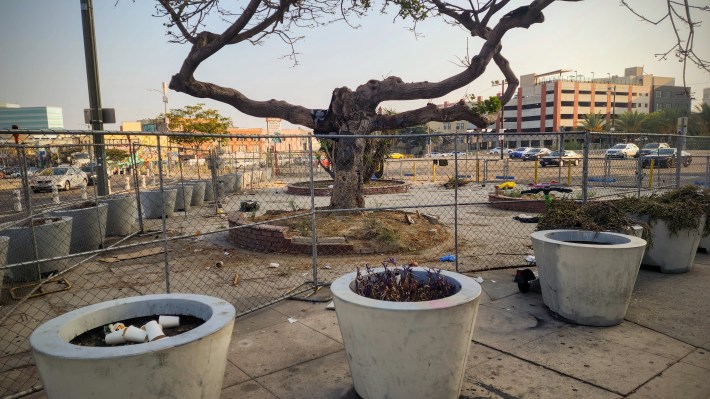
[143, 320, 165, 342]
[105, 330, 126, 345]
[122, 325, 147, 343]
[158, 315, 180, 328]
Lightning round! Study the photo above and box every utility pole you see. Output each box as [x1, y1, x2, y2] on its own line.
[80, 0, 108, 195]
[492, 79, 507, 159]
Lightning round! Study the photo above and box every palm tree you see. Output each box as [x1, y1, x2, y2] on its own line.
[616, 111, 647, 133]
[579, 112, 607, 132]
[690, 103, 710, 136]
[643, 109, 684, 135]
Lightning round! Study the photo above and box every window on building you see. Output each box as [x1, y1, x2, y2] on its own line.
[594, 102, 607, 107]
[561, 114, 574, 119]
[561, 101, 574, 106]
[655, 90, 662, 98]
[578, 101, 591, 107]
[544, 139, 554, 146]
[562, 89, 575, 94]
[531, 140, 540, 147]
[443, 122, 451, 130]
[521, 140, 530, 147]
[579, 90, 591, 95]
[455, 122, 465, 130]
[595, 91, 607, 96]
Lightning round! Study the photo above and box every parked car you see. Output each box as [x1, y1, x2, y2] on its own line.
[521, 147, 551, 161]
[635, 142, 670, 158]
[641, 148, 692, 168]
[428, 152, 445, 158]
[3, 167, 21, 178]
[605, 143, 639, 159]
[387, 152, 406, 159]
[449, 151, 467, 157]
[488, 147, 512, 155]
[30, 166, 88, 192]
[539, 150, 583, 167]
[81, 164, 109, 186]
[509, 147, 533, 159]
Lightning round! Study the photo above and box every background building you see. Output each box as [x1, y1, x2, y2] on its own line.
[0, 102, 64, 142]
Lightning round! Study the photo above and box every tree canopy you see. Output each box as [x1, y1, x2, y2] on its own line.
[165, 103, 232, 148]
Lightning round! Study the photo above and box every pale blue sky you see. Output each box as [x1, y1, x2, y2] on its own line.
[1, 0, 708, 130]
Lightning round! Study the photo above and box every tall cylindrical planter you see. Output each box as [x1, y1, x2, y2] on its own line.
[30, 294, 235, 399]
[101, 195, 138, 236]
[219, 174, 237, 193]
[0, 236, 9, 278]
[641, 217, 705, 273]
[173, 184, 194, 212]
[187, 181, 206, 206]
[203, 179, 215, 201]
[699, 235, 710, 252]
[53, 203, 108, 253]
[2, 217, 73, 282]
[140, 189, 177, 219]
[531, 230, 647, 326]
[331, 268, 482, 399]
[234, 173, 243, 193]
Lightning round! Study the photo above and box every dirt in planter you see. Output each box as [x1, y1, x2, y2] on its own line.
[22, 217, 64, 227]
[70, 315, 205, 347]
[66, 201, 99, 210]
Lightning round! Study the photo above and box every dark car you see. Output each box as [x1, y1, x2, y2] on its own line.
[81, 165, 100, 185]
[635, 142, 670, 158]
[521, 147, 551, 161]
[641, 148, 692, 168]
[539, 150, 582, 167]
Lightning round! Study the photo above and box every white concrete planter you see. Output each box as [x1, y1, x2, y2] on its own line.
[0, 235, 9, 274]
[642, 217, 704, 273]
[203, 179, 215, 201]
[53, 203, 108, 253]
[30, 293, 235, 399]
[699, 235, 710, 252]
[140, 189, 177, 219]
[219, 174, 237, 192]
[331, 267, 482, 399]
[234, 173, 243, 192]
[187, 181, 206, 206]
[101, 195, 138, 236]
[172, 184, 194, 212]
[2, 217, 73, 282]
[531, 230, 647, 326]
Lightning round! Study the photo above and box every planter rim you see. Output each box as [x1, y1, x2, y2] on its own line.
[5, 216, 72, 230]
[30, 293, 235, 360]
[331, 267, 481, 311]
[140, 188, 177, 193]
[53, 202, 108, 213]
[531, 229, 647, 249]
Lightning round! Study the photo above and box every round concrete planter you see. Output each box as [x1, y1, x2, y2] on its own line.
[30, 293, 235, 399]
[641, 216, 705, 273]
[531, 230, 647, 326]
[699, 235, 710, 252]
[203, 179, 215, 201]
[101, 195, 138, 236]
[0, 236, 9, 278]
[219, 174, 237, 192]
[140, 189, 177, 219]
[172, 184, 194, 212]
[187, 181, 206, 206]
[234, 173, 243, 192]
[331, 267, 482, 399]
[2, 217, 73, 282]
[53, 203, 108, 253]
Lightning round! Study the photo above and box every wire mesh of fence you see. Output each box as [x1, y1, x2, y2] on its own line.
[0, 129, 707, 396]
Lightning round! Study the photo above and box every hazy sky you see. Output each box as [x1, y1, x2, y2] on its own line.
[1, 0, 708, 131]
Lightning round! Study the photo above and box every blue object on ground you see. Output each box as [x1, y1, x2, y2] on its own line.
[439, 254, 456, 262]
[495, 176, 515, 180]
[694, 181, 707, 186]
[457, 175, 473, 179]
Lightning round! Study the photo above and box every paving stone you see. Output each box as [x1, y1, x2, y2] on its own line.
[228, 321, 342, 378]
[270, 299, 342, 343]
[475, 268, 531, 301]
[222, 359, 251, 389]
[256, 351, 356, 399]
[507, 327, 677, 395]
[232, 307, 287, 336]
[463, 351, 621, 399]
[220, 380, 278, 399]
[681, 348, 710, 370]
[474, 303, 560, 352]
[627, 361, 710, 399]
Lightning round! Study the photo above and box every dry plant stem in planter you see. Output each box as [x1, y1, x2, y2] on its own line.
[331, 259, 482, 399]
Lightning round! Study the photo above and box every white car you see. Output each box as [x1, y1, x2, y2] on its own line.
[30, 167, 88, 192]
[488, 147, 512, 155]
[605, 143, 639, 159]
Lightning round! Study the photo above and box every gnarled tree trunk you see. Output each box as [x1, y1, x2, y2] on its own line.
[330, 134, 366, 209]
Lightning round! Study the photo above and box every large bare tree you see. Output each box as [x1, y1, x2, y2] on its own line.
[155, 0, 704, 209]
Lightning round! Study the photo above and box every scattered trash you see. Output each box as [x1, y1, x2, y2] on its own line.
[215, 261, 224, 268]
[158, 316, 180, 328]
[408, 261, 418, 266]
[473, 277, 484, 283]
[109, 323, 125, 333]
[122, 325, 147, 343]
[194, 236, 204, 242]
[98, 247, 165, 263]
[287, 317, 298, 323]
[269, 262, 280, 268]
[497, 181, 516, 189]
[491, 280, 497, 283]
[105, 330, 126, 345]
[223, 251, 230, 257]
[326, 301, 335, 310]
[232, 273, 240, 286]
[143, 320, 166, 342]
[439, 254, 456, 262]
[240, 200, 260, 212]
[323, 264, 332, 269]
[193, 248, 204, 253]
[513, 214, 539, 223]
[525, 255, 536, 265]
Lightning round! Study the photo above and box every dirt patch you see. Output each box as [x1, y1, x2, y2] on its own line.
[290, 180, 400, 189]
[70, 315, 205, 347]
[252, 209, 449, 253]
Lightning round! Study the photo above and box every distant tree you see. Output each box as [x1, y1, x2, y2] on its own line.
[690, 103, 710, 136]
[105, 148, 130, 163]
[580, 113, 607, 132]
[644, 109, 685, 135]
[616, 111, 648, 133]
[165, 103, 232, 153]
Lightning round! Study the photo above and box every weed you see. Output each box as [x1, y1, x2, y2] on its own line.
[355, 258, 456, 302]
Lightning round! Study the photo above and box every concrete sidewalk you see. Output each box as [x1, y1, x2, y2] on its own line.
[218, 254, 710, 399]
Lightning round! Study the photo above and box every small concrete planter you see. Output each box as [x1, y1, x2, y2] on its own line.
[53, 202, 108, 253]
[101, 195, 138, 236]
[203, 179, 215, 201]
[641, 217, 705, 273]
[699, 235, 710, 252]
[187, 181, 206, 206]
[531, 230, 647, 326]
[140, 189, 177, 219]
[172, 184, 194, 212]
[2, 217, 73, 282]
[234, 173, 243, 192]
[219, 174, 237, 192]
[30, 293, 235, 399]
[0, 235, 9, 275]
[331, 268, 482, 399]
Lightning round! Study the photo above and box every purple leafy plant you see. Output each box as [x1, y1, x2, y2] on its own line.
[354, 258, 456, 302]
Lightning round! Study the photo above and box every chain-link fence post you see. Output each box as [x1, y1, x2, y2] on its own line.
[130, 141, 145, 233]
[308, 135, 318, 286]
[453, 136, 459, 273]
[676, 118, 686, 188]
[582, 130, 589, 203]
[156, 136, 171, 293]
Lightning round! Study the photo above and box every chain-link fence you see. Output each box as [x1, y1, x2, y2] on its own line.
[0, 129, 707, 396]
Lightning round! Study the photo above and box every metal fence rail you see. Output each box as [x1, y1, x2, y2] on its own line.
[0, 129, 707, 396]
